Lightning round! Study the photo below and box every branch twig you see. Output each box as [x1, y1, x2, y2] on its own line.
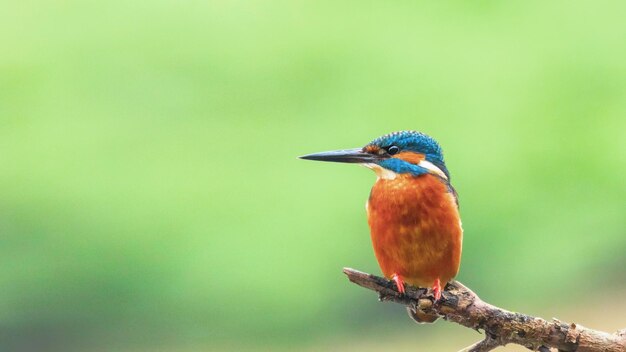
[343, 268, 626, 352]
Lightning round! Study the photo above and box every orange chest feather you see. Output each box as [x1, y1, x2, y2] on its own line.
[366, 174, 463, 286]
[367, 174, 459, 229]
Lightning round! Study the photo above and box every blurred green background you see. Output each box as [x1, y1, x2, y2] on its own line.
[1, 1, 625, 351]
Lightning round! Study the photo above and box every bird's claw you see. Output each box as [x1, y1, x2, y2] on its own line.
[432, 278, 442, 301]
[392, 273, 405, 294]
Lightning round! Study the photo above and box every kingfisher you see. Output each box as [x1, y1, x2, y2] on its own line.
[301, 131, 462, 306]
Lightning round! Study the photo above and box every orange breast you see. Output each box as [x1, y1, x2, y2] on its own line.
[367, 174, 463, 288]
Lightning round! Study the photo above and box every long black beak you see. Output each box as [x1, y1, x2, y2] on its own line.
[299, 148, 380, 163]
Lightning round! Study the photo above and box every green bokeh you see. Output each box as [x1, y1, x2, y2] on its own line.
[1, 1, 624, 351]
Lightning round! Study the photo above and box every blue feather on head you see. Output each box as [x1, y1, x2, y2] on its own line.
[365, 131, 450, 179]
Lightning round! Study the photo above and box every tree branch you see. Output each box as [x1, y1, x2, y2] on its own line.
[343, 268, 626, 352]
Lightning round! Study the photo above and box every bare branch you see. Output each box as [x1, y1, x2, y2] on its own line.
[458, 336, 501, 352]
[343, 268, 626, 352]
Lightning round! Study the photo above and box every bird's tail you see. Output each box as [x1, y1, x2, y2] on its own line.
[406, 306, 439, 324]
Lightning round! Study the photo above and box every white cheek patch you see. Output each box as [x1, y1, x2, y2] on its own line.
[362, 163, 398, 180]
[418, 160, 448, 180]
[362, 160, 447, 180]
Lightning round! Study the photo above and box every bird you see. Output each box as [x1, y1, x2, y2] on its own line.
[300, 131, 462, 317]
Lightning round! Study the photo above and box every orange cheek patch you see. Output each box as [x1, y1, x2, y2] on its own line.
[394, 151, 425, 165]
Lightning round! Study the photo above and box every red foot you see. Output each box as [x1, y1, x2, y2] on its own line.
[432, 278, 442, 301]
[392, 273, 405, 294]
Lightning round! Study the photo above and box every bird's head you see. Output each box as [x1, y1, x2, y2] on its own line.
[300, 131, 449, 180]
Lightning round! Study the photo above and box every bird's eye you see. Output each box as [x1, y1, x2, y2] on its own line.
[387, 146, 400, 155]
